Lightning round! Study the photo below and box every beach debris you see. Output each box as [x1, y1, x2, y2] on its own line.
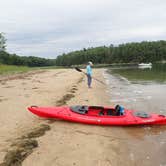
[56, 93, 75, 106]
[0, 124, 50, 166]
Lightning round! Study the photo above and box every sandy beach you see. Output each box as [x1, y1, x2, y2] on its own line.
[0, 68, 123, 166]
[1, 68, 165, 166]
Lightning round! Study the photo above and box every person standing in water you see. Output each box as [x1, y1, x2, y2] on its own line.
[86, 61, 93, 88]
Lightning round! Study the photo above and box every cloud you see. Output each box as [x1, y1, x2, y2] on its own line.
[1, 0, 166, 58]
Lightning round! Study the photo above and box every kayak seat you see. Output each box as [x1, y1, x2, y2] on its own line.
[107, 109, 115, 116]
[99, 110, 104, 116]
[70, 105, 88, 114]
[79, 106, 88, 113]
[115, 105, 121, 116]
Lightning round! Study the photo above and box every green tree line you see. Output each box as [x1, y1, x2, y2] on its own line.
[55, 41, 166, 66]
[0, 33, 56, 67]
[1, 32, 166, 67]
[0, 51, 56, 67]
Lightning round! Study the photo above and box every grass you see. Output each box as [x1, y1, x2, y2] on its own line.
[0, 64, 67, 75]
[39, 65, 67, 69]
[0, 64, 33, 75]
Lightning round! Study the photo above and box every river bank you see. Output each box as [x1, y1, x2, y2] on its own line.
[0, 68, 123, 166]
[1, 67, 165, 166]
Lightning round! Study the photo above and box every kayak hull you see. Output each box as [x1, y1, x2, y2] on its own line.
[28, 106, 166, 126]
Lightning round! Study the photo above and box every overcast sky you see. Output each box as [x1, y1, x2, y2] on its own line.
[0, 0, 166, 58]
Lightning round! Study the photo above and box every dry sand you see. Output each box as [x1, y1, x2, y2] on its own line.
[0, 68, 123, 166]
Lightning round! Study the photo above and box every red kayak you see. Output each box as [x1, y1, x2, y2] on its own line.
[28, 105, 166, 126]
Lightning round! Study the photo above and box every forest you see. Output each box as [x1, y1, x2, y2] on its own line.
[1, 33, 166, 67]
[0, 33, 56, 67]
[55, 41, 166, 66]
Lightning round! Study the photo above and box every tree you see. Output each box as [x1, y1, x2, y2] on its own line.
[0, 33, 6, 51]
[54, 40, 166, 66]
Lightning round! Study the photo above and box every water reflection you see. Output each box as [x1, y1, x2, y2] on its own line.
[105, 63, 166, 166]
[108, 63, 166, 83]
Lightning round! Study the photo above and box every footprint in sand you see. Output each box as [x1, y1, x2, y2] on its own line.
[32, 87, 39, 89]
[0, 98, 8, 102]
[0, 82, 6, 85]
[4, 86, 14, 88]
[35, 80, 44, 83]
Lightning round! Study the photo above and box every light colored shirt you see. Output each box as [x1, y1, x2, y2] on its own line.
[86, 65, 92, 76]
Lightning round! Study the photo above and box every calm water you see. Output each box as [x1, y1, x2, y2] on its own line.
[108, 63, 166, 84]
[104, 63, 166, 166]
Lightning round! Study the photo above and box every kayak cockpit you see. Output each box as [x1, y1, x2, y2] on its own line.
[70, 105, 89, 114]
[70, 105, 125, 116]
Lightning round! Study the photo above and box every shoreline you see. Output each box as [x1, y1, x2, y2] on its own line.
[1, 67, 165, 166]
[0, 68, 114, 166]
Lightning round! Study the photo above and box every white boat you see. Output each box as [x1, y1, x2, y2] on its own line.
[138, 63, 152, 66]
[138, 63, 152, 69]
